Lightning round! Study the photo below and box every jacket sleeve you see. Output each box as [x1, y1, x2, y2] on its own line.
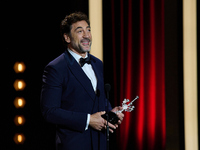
[40, 64, 87, 133]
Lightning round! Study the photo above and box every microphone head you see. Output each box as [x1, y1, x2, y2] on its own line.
[105, 84, 111, 92]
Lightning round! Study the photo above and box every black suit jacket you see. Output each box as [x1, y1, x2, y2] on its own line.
[41, 50, 112, 150]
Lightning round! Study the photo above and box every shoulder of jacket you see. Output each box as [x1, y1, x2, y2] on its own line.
[90, 54, 103, 64]
[44, 53, 68, 73]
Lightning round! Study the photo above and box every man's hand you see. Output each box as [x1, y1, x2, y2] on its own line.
[89, 111, 116, 133]
[111, 106, 124, 126]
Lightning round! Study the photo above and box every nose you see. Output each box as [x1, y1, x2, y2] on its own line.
[83, 30, 90, 38]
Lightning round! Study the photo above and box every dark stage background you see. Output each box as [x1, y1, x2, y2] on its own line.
[3, 0, 198, 150]
[3, 1, 89, 150]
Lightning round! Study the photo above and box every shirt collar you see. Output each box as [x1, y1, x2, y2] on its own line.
[68, 48, 88, 63]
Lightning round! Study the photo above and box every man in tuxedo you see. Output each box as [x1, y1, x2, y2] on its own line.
[40, 12, 124, 150]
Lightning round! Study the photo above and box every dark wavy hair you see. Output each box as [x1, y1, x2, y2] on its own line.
[60, 12, 90, 46]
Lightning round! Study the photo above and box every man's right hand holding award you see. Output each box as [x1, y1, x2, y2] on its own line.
[89, 106, 124, 133]
[90, 96, 139, 133]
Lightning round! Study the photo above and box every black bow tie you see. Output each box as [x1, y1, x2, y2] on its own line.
[79, 56, 91, 67]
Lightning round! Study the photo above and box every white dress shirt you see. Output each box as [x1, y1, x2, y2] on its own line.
[68, 49, 97, 130]
[68, 49, 97, 91]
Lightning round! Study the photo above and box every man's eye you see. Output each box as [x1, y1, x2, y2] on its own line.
[77, 30, 83, 33]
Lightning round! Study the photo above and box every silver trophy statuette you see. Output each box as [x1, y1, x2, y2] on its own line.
[116, 96, 139, 114]
[101, 96, 139, 124]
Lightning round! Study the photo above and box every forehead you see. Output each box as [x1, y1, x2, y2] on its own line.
[71, 20, 90, 30]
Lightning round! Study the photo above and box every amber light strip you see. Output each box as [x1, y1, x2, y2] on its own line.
[89, 0, 103, 61]
[183, 0, 198, 150]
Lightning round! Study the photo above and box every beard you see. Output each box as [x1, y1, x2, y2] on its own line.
[70, 38, 92, 54]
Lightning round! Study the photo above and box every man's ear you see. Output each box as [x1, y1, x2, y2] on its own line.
[63, 33, 71, 43]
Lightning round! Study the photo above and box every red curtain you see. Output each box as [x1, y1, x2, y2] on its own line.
[110, 0, 165, 149]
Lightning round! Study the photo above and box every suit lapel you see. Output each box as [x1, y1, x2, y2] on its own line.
[90, 57, 103, 92]
[90, 55, 106, 111]
[64, 51, 96, 101]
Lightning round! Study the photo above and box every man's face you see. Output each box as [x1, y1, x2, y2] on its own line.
[66, 20, 92, 54]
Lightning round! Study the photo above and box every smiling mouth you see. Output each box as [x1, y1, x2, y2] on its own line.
[81, 39, 91, 46]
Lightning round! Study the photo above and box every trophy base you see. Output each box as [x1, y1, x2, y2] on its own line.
[101, 111, 119, 125]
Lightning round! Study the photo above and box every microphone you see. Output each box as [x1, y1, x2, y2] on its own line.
[105, 84, 111, 100]
[105, 83, 111, 91]
[102, 83, 120, 124]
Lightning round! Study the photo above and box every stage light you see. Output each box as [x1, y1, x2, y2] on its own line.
[14, 97, 26, 108]
[13, 62, 26, 146]
[14, 62, 26, 73]
[14, 115, 25, 126]
[14, 133, 25, 144]
[13, 79, 26, 91]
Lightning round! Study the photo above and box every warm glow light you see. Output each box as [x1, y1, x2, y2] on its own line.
[14, 97, 26, 108]
[18, 116, 22, 124]
[18, 99, 23, 106]
[13, 79, 26, 91]
[13, 133, 25, 144]
[89, 0, 103, 61]
[18, 135, 22, 142]
[18, 81, 22, 89]
[183, 0, 198, 150]
[14, 115, 25, 125]
[13, 62, 26, 73]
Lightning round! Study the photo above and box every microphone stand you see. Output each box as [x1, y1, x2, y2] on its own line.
[106, 93, 109, 150]
[105, 84, 111, 150]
